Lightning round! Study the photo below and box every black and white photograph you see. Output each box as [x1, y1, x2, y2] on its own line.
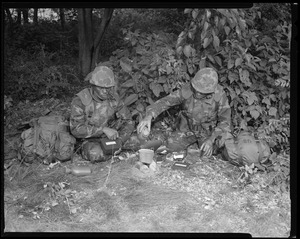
[2, 3, 296, 237]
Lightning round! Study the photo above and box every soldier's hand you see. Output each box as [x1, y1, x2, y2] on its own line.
[137, 115, 152, 134]
[200, 138, 213, 157]
[103, 127, 119, 140]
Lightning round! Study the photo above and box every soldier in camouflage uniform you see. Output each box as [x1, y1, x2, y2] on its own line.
[137, 67, 232, 157]
[70, 66, 135, 162]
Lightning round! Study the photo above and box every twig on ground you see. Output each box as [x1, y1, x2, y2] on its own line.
[237, 172, 244, 182]
[4, 136, 19, 149]
[10, 151, 30, 181]
[5, 131, 22, 138]
[66, 73, 80, 81]
[98, 157, 113, 191]
[71, 144, 83, 163]
[97, 149, 121, 191]
[65, 195, 72, 214]
[20, 160, 44, 181]
[10, 151, 45, 182]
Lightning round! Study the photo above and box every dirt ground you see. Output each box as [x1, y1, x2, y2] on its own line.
[3, 146, 291, 236]
[3, 98, 292, 236]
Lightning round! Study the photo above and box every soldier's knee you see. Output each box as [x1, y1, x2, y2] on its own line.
[82, 140, 106, 163]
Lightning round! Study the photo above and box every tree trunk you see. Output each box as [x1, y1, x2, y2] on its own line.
[22, 8, 29, 24]
[17, 8, 21, 25]
[77, 8, 94, 78]
[33, 8, 38, 24]
[59, 8, 65, 30]
[92, 8, 114, 67]
[77, 8, 114, 78]
[5, 8, 14, 25]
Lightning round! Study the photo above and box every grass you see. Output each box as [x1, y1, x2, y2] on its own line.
[4, 153, 291, 234]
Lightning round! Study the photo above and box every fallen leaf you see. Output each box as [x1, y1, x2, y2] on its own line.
[44, 206, 51, 211]
[71, 208, 77, 214]
[64, 189, 72, 195]
[118, 156, 125, 161]
[48, 161, 60, 169]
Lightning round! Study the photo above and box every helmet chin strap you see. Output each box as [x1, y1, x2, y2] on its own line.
[192, 87, 207, 100]
[194, 93, 206, 100]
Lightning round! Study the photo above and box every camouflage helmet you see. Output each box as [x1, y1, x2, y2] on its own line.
[191, 67, 218, 94]
[89, 66, 115, 87]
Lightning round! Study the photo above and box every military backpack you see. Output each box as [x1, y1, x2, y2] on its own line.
[20, 115, 76, 162]
[221, 131, 271, 166]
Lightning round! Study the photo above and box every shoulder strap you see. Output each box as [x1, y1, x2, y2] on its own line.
[32, 120, 40, 152]
[77, 88, 93, 106]
[256, 140, 264, 162]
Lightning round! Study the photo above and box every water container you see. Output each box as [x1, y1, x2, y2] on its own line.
[65, 165, 92, 176]
[138, 126, 150, 141]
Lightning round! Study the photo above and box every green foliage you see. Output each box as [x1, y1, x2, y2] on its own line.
[4, 46, 80, 101]
[237, 155, 290, 193]
[267, 153, 290, 193]
[134, 8, 187, 35]
[98, 26, 188, 116]
[5, 20, 78, 55]
[254, 3, 291, 22]
[113, 8, 186, 35]
[4, 20, 81, 102]
[237, 163, 258, 186]
[256, 117, 290, 152]
[176, 6, 290, 151]
[98, 8, 186, 59]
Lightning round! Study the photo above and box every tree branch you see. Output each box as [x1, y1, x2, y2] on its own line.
[93, 8, 114, 50]
[5, 8, 13, 25]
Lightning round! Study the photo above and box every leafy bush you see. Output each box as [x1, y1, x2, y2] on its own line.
[97, 26, 188, 120]
[133, 8, 187, 35]
[4, 19, 80, 102]
[256, 117, 290, 153]
[98, 9, 186, 60]
[4, 43, 81, 102]
[175, 6, 290, 152]
[267, 153, 290, 193]
[237, 155, 290, 193]
[5, 20, 78, 55]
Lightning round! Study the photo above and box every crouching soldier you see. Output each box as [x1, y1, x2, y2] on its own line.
[137, 67, 232, 158]
[70, 66, 135, 162]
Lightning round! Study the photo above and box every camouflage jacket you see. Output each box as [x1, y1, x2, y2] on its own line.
[146, 83, 232, 142]
[70, 88, 134, 139]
